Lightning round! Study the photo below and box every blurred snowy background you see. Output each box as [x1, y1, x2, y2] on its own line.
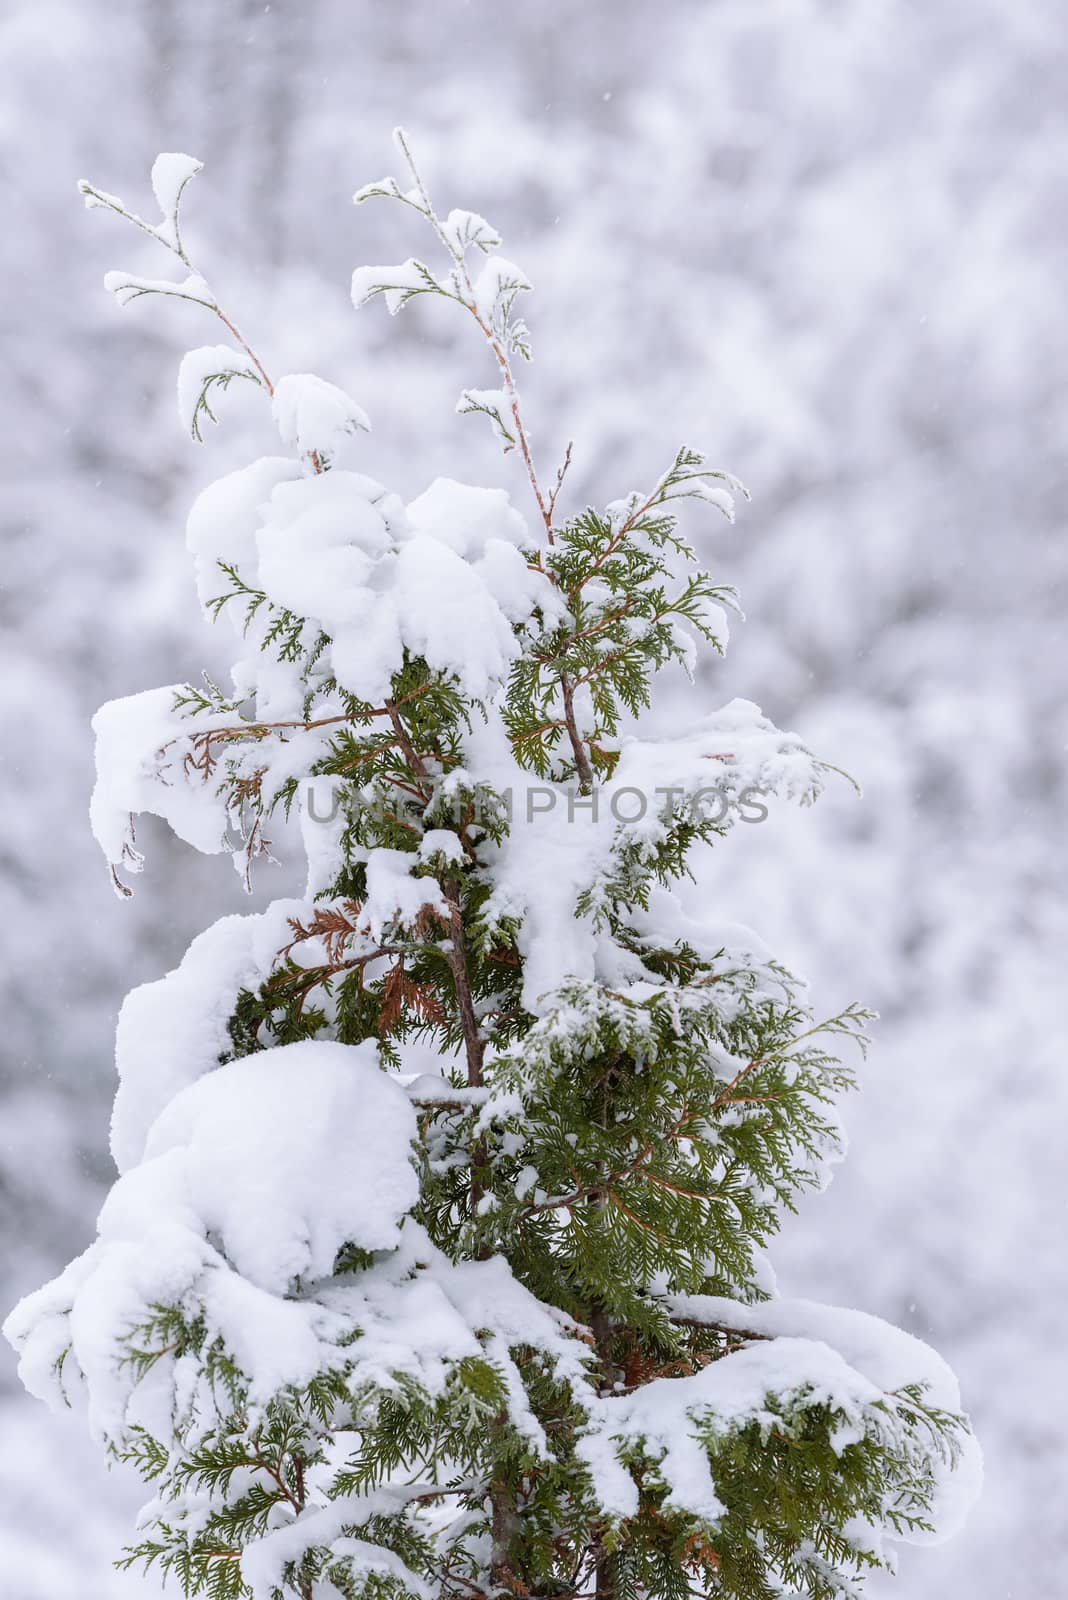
[1, 1, 1064, 1594]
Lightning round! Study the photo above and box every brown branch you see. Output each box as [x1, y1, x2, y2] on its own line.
[377, 807, 423, 839]
[190, 694, 430, 747]
[568, 603, 677, 691]
[462, 300, 593, 790]
[604, 1187, 670, 1242]
[249, 1450, 301, 1514]
[560, 671, 595, 792]
[522, 1179, 603, 1219]
[459, 297, 593, 791]
[520, 1103, 698, 1219]
[547, 440, 573, 520]
[384, 695, 484, 1087]
[282, 902, 362, 963]
[396, 167, 595, 795]
[211, 305, 275, 396]
[667, 1313, 773, 1344]
[569, 521, 631, 604]
[385, 699, 435, 803]
[442, 880, 485, 1091]
[714, 1093, 783, 1106]
[467, 300, 553, 540]
[267, 946, 408, 996]
[180, 683, 437, 779]
[712, 1018, 843, 1110]
[335, 742, 402, 774]
[640, 1170, 727, 1202]
[410, 1093, 474, 1113]
[563, 596, 640, 648]
[511, 717, 569, 745]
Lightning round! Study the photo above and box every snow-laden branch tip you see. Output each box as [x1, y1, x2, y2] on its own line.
[177, 344, 266, 441]
[272, 373, 371, 464]
[103, 269, 214, 311]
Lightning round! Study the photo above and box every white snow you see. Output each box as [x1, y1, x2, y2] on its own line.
[406, 476, 530, 556]
[470, 698, 823, 1013]
[577, 1323, 980, 1546]
[89, 686, 235, 882]
[111, 910, 289, 1172]
[271, 372, 371, 463]
[390, 536, 522, 700]
[250, 469, 554, 706]
[359, 848, 449, 942]
[185, 454, 302, 611]
[441, 208, 502, 257]
[103, 269, 213, 309]
[663, 1294, 960, 1406]
[660, 1292, 984, 1544]
[417, 828, 467, 866]
[581, 1336, 879, 1520]
[148, 152, 202, 246]
[176, 343, 264, 437]
[690, 479, 738, 520]
[472, 256, 532, 321]
[456, 387, 515, 448]
[139, 1041, 417, 1288]
[4, 1041, 421, 1441]
[351, 257, 442, 315]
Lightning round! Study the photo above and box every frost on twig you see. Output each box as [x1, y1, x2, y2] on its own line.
[353, 127, 535, 462]
[177, 344, 265, 441]
[79, 152, 275, 403]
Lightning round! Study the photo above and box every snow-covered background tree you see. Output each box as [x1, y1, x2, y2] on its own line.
[1, 5, 1063, 1597]
[4, 134, 983, 1600]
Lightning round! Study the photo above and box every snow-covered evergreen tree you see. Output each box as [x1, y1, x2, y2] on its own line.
[5, 136, 979, 1600]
